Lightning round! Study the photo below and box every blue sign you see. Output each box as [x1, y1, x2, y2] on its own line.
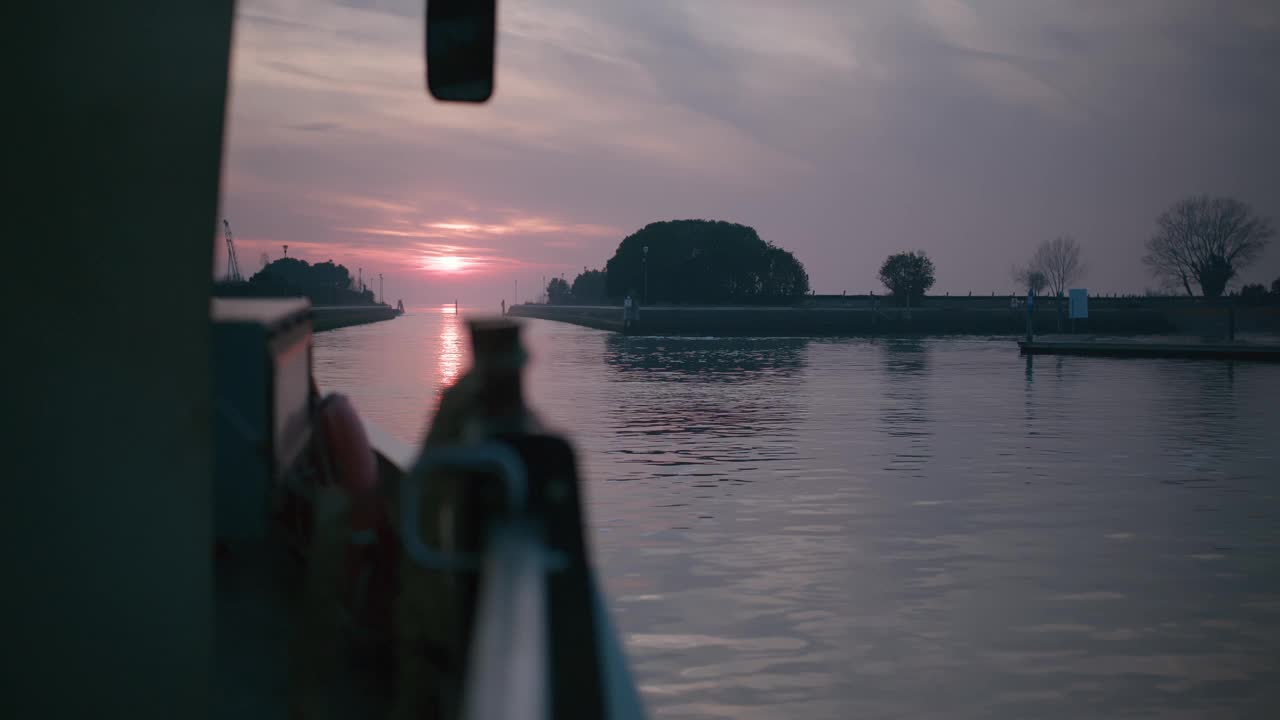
[1069, 288, 1088, 319]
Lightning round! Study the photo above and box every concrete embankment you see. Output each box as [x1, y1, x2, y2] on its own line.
[510, 302, 1280, 337]
[312, 304, 399, 332]
[509, 304, 628, 332]
[509, 304, 1174, 336]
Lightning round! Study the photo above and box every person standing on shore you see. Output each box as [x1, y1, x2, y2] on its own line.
[623, 293, 636, 330]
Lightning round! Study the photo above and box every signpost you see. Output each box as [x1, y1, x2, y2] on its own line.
[1025, 288, 1034, 343]
[1068, 288, 1088, 333]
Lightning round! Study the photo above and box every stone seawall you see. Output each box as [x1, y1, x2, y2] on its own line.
[509, 304, 1184, 336]
[511, 303, 1280, 337]
[312, 305, 399, 332]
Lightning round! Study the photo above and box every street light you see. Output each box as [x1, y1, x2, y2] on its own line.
[642, 245, 649, 303]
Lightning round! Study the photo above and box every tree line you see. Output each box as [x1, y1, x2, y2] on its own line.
[1012, 195, 1275, 300]
[546, 195, 1275, 307]
[882, 194, 1275, 310]
[213, 257, 379, 306]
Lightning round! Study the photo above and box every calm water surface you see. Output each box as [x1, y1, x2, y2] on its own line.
[315, 308, 1280, 719]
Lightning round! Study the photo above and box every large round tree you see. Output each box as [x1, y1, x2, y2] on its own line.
[878, 250, 936, 304]
[603, 219, 810, 304]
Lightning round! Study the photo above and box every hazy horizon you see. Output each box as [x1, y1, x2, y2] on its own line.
[217, 0, 1280, 307]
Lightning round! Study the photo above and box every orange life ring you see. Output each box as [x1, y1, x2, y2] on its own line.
[313, 393, 397, 638]
[291, 393, 399, 714]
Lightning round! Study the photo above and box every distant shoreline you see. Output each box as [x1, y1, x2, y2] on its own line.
[509, 302, 1279, 338]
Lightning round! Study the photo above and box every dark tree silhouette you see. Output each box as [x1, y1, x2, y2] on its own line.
[603, 219, 809, 304]
[214, 256, 376, 305]
[1027, 270, 1047, 295]
[878, 251, 935, 304]
[1273, 277, 1280, 295]
[1240, 283, 1268, 303]
[571, 268, 607, 304]
[1143, 195, 1273, 297]
[1012, 266, 1048, 295]
[546, 277, 572, 304]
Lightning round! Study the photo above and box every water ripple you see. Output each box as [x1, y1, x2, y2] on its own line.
[315, 316, 1280, 719]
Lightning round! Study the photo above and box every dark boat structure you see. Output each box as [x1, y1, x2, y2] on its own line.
[15, 2, 645, 719]
[213, 299, 645, 719]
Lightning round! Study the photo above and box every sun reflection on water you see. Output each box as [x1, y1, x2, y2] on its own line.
[437, 308, 464, 392]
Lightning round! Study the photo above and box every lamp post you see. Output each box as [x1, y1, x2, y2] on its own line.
[379, 273, 384, 304]
[642, 245, 649, 303]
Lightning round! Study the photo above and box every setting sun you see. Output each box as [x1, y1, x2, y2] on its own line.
[425, 255, 468, 273]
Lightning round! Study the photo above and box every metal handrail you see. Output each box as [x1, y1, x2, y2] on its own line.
[369, 425, 646, 719]
[457, 517, 645, 720]
[462, 519, 551, 720]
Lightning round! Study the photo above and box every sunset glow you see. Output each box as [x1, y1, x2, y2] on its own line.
[425, 254, 469, 274]
[219, 0, 1280, 304]
[430, 222, 482, 233]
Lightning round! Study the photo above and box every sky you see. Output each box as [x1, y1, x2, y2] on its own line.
[218, 0, 1280, 307]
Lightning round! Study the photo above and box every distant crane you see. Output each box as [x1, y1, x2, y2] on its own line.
[222, 219, 243, 282]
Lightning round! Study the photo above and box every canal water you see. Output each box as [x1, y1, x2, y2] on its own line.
[314, 308, 1280, 719]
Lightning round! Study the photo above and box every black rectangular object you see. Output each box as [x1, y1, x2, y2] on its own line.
[426, 0, 497, 102]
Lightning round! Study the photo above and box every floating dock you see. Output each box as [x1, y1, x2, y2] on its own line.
[1018, 339, 1280, 362]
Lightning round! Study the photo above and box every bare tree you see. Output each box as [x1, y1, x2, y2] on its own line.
[1021, 236, 1083, 329]
[1143, 195, 1273, 297]
[1028, 235, 1084, 299]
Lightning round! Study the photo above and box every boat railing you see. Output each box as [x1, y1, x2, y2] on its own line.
[456, 497, 646, 720]
[461, 518, 551, 720]
[364, 421, 646, 720]
[212, 294, 645, 718]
